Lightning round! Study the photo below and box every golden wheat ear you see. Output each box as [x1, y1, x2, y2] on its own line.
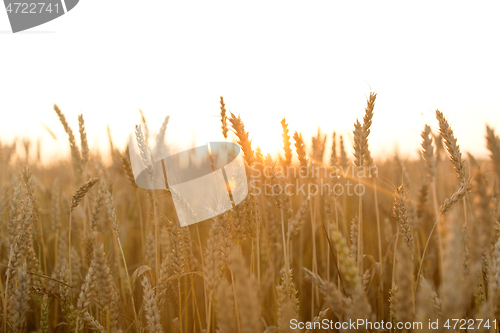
[220, 96, 228, 139]
[70, 177, 99, 211]
[436, 110, 466, 183]
[53, 104, 83, 178]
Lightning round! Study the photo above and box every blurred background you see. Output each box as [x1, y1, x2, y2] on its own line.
[1, 1, 499, 164]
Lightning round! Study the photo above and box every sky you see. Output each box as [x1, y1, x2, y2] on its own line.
[1, 1, 500, 165]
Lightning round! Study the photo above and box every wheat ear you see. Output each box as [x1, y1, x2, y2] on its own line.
[53, 104, 83, 177]
[71, 178, 99, 211]
[142, 275, 164, 333]
[220, 96, 228, 139]
[393, 185, 415, 259]
[281, 118, 293, 168]
[229, 112, 254, 166]
[436, 110, 466, 183]
[78, 114, 89, 166]
[486, 125, 500, 181]
[293, 131, 308, 176]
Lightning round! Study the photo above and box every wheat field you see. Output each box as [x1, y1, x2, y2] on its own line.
[1, 93, 500, 332]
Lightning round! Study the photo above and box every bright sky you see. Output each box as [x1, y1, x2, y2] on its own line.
[1, 1, 499, 165]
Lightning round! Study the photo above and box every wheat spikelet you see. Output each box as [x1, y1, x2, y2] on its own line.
[287, 198, 309, 239]
[163, 217, 186, 276]
[141, 275, 164, 333]
[293, 131, 308, 177]
[220, 96, 228, 139]
[471, 168, 496, 248]
[395, 155, 411, 186]
[363, 92, 376, 135]
[416, 182, 429, 219]
[9, 193, 43, 285]
[254, 146, 264, 167]
[56, 228, 69, 270]
[349, 215, 359, 259]
[415, 277, 439, 327]
[353, 119, 364, 168]
[120, 150, 136, 187]
[217, 212, 233, 273]
[304, 308, 330, 333]
[441, 211, 468, 320]
[77, 256, 96, 311]
[421, 124, 436, 183]
[303, 268, 349, 319]
[433, 130, 444, 161]
[139, 109, 149, 142]
[93, 242, 116, 308]
[395, 240, 414, 323]
[311, 128, 326, 163]
[22, 167, 42, 238]
[59, 265, 78, 331]
[393, 185, 414, 259]
[54, 104, 83, 176]
[230, 248, 260, 333]
[440, 181, 471, 214]
[106, 189, 120, 235]
[215, 279, 237, 333]
[8, 262, 31, 332]
[329, 131, 338, 168]
[78, 114, 89, 165]
[135, 124, 154, 183]
[143, 230, 156, 271]
[229, 113, 253, 166]
[489, 236, 500, 319]
[169, 186, 197, 224]
[281, 118, 293, 167]
[69, 245, 82, 287]
[181, 225, 197, 271]
[283, 269, 299, 314]
[248, 193, 261, 242]
[7, 184, 23, 245]
[436, 109, 466, 183]
[157, 255, 177, 311]
[330, 231, 360, 294]
[276, 283, 298, 333]
[204, 217, 224, 299]
[71, 177, 99, 211]
[82, 311, 106, 333]
[275, 269, 299, 333]
[90, 182, 106, 231]
[40, 294, 50, 333]
[362, 92, 376, 171]
[51, 179, 62, 231]
[486, 125, 500, 180]
[156, 115, 170, 152]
